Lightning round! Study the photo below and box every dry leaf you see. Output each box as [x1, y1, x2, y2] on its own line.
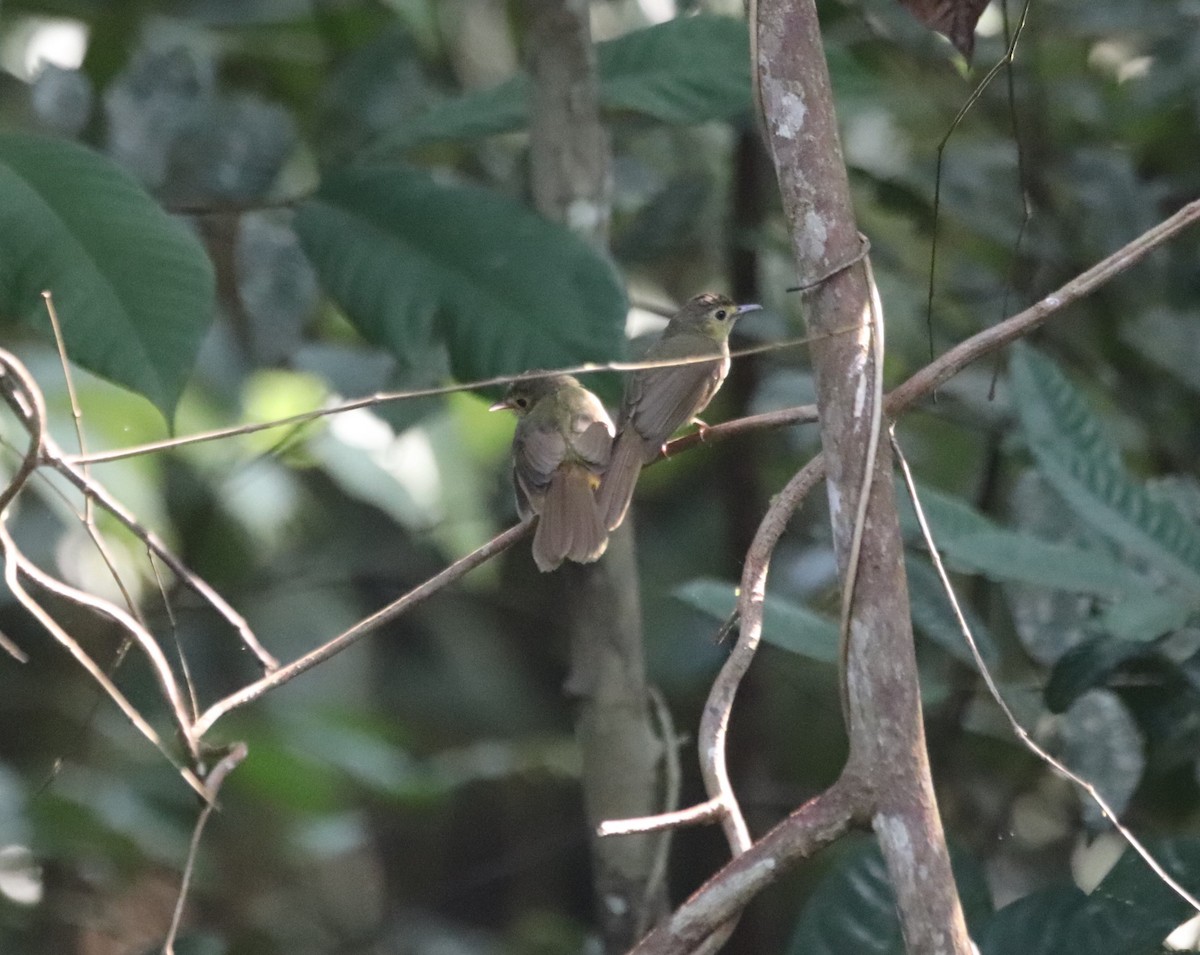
[898, 0, 991, 59]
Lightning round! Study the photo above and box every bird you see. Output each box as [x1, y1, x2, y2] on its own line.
[490, 373, 615, 572]
[597, 292, 762, 531]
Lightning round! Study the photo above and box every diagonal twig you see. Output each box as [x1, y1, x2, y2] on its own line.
[0, 522, 206, 799]
[43, 431, 279, 673]
[163, 741, 249, 955]
[892, 431, 1200, 916]
[192, 520, 533, 738]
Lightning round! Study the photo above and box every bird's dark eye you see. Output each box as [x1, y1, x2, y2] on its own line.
[715, 309, 728, 320]
[515, 397, 529, 409]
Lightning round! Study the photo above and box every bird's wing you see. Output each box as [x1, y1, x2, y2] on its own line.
[513, 421, 567, 507]
[570, 418, 614, 473]
[627, 353, 726, 451]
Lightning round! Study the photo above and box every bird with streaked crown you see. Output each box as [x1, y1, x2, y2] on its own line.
[597, 292, 762, 531]
[490, 373, 615, 572]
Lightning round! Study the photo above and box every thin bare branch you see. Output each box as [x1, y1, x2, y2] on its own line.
[46, 291, 147, 626]
[600, 798, 724, 837]
[42, 292, 89, 492]
[193, 521, 533, 738]
[163, 741, 249, 955]
[628, 776, 859, 955]
[150, 550, 200, 722]
[44, 431, 279, 673]
[0, 522, 206, 798]
[3, 531, 198, 759]
[699, 453, 829, 855]
[0, 351, 47, 514]
[833, 258, 885, 721]
[892, 432, 1200, 916]
[891, 197, 1200, 415]
[68, 330, 850, 468]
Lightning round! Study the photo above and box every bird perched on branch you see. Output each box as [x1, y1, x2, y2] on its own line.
[597, 292, 762, 531]
[490, 373, 615, 572]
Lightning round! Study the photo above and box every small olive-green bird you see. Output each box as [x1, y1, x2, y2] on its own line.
[597, 292, 761, 531]
[490, 373, 615, 572]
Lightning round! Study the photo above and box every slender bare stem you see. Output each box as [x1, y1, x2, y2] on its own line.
[892, 432, 1200, 916]
[6, 537, 198, 758]
[889, 197, 1200, 415]
[68, 333, 843, 468]
[193, 521, 533, 738]
[599, 798, 725, 837]
[628, 776, 859, 955]
[163, 742, 249, 955]
[0, 523, 205, 798]
[43, 430, 279, 673]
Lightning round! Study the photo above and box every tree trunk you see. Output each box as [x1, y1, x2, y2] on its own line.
[756, 0, 974, 951]
[527, 2, 669, 949]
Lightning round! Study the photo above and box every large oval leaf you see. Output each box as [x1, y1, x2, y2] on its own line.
[368, 15, 752, 154]
[673, 577, 839, 662]
[896, 481, 1149, 596]
[979, 839, 1200, 955]
[1010, 344, 1200, 591]
[294, 166, 626, 382]
[785, 839, 993, 955]
[596, 14, 751, 123]
[0, 132, 214, 419]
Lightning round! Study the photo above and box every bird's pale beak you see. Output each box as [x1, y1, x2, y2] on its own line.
[488, 399, 512, 412]
[736, 303, 763, 317]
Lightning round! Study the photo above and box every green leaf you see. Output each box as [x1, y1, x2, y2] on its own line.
[977, 886, 1088, 955]
[1122, 306, 1200, 394]
[898, 482, 1148, 596]
[369, 16, 751, 153]
[673, 578, 839, 663]
[1010, 344, 1200, 591]
[1008, 343, 1123, 469]
[0, 132, 214, 418]
[595, 15, 751, 123]
[294, 166, 627, 382]
[786, 839, 993, 955]
[377, 78, 531, 153]
[1059, 689, 1145, 828]
[1093, 589, 1198, 641]
[1044, 635, 1152, 712]
[905, 556, 998, 668]
[979, 839, 1200, 955]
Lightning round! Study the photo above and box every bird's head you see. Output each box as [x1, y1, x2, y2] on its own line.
[670, 292, 762, 341]
[488, 373, 578, 417]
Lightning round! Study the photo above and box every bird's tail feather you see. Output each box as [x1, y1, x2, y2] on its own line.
[533, 464, 608, 572]
[596, 429, 644, 531]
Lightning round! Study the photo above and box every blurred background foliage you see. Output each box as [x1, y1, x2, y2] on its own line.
[0, 0, 1199, 952]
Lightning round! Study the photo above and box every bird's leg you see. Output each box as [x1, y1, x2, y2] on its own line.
[690, 417, 711, 441]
